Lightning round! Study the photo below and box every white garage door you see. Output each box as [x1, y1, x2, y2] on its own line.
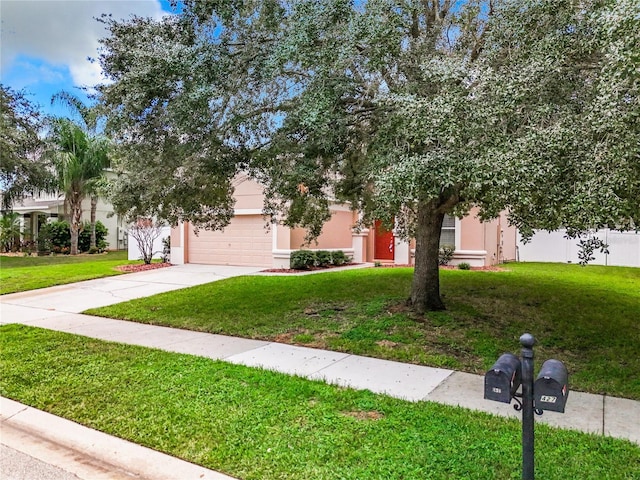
[188, 215, 273, 267]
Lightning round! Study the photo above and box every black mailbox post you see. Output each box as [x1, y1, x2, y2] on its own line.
[484, 334, 569, 480]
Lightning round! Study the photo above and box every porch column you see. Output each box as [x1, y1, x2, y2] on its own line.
[393, 236, 410, 265]
[392, 218, 411, 265]
[351, 228, 369, 263]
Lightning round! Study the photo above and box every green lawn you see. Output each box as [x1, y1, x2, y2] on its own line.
[0, 251, 138, 294]
[1, 325, 638, 480]
[87, 263, 640, 400]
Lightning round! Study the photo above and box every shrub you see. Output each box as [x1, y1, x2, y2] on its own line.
[0, 212, 21, 252]
[290, 250, 316, 270]
[22, 239, 37, 254]
[438, 244, 455, 265]
[161, 236, 171, 263]
[36, 231, 51, 254]
[331, 250, 349, 266]
[88, 246, 100, 254]
[78, 221, 109, 252]
[40, 220, 109, 253]
[315, 250, 332, 267]
[39, 221, 70, 253]
[458, 262, 471, 270]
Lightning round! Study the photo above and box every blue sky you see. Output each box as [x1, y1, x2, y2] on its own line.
[1, 0, 175, 117]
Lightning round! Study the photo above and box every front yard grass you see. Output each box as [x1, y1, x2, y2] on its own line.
[2, 325, 638, 480]
[87, 263, 640, 400]
[0, 251, 137, 295]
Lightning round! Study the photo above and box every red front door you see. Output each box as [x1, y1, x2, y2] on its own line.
[374, 220, 395, 260]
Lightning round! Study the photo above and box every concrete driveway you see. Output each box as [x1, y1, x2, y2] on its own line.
[0, 264, 263, 323]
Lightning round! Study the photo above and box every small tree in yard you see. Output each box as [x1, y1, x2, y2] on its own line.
[128, 219, 165, 264]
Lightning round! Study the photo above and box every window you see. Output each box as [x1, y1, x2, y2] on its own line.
[439, 214, 456, 247]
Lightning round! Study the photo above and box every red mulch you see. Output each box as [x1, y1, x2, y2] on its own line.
[115, 263, 173, 273]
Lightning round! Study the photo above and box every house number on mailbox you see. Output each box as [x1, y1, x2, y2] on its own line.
[539, 395, 557, 403]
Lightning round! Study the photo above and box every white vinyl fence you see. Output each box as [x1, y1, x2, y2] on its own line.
[517, 229, 640, 267]
[128, 226, 171, 261]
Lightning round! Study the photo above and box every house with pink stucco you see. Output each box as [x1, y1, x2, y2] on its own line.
[169, 175, 518, 268]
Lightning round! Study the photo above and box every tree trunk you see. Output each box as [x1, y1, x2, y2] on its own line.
[90, 195, 97, 249]
[69, 196, 83, 255]
[410, 201, 446, 313]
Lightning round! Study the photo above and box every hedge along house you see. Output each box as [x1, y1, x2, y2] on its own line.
[170, 175, 518, 268]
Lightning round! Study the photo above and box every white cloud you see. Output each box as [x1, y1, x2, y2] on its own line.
[8, 58, 67, 88]
[1, 0, 167, 88]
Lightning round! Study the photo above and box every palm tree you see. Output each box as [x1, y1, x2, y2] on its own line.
[48, 93, 110, 254]
[0, 212, 22, 252]
[47, 118, 110, 254]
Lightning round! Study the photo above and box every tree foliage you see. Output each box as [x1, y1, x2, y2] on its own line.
[98, 0, 640, 312]
[0, 85, 50, 208]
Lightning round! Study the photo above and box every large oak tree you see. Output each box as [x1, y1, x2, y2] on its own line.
[98, 0, 639, 313]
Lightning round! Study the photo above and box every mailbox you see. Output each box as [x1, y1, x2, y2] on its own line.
[534, 359, 569, 413]
[484, 353, 522, 403]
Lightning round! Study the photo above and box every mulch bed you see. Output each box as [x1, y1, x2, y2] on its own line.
[115, 263, 173, 273]
[261, 264, 362, 274]
[377, 264, 506, 271]
[115, 263, 505, 274]
[439, 265, 507, 271]
[261, 263, 506, 273]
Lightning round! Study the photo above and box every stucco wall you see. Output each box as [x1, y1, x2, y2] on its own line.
[458, 211, 519, 266]
[233, 177, 265, 210]
[460, 210, 486, 251]
[500, 213, 518, 261]
[484, 220, 500, 265]
[276, 224, 291, 250]
[81, 196, 124, 251]
[366, 228, 375, 262]
[290, 208, 354, 250]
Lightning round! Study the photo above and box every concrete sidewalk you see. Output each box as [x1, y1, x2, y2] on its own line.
[1, 263, 638, 476]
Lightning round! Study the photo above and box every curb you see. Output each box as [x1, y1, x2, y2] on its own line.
[1, 397, 236, 480]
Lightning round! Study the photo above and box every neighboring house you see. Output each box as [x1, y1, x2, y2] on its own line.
[170, 176, 518, 268]
[518, 229, 640, 267]
[6, 191, 126, 251]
